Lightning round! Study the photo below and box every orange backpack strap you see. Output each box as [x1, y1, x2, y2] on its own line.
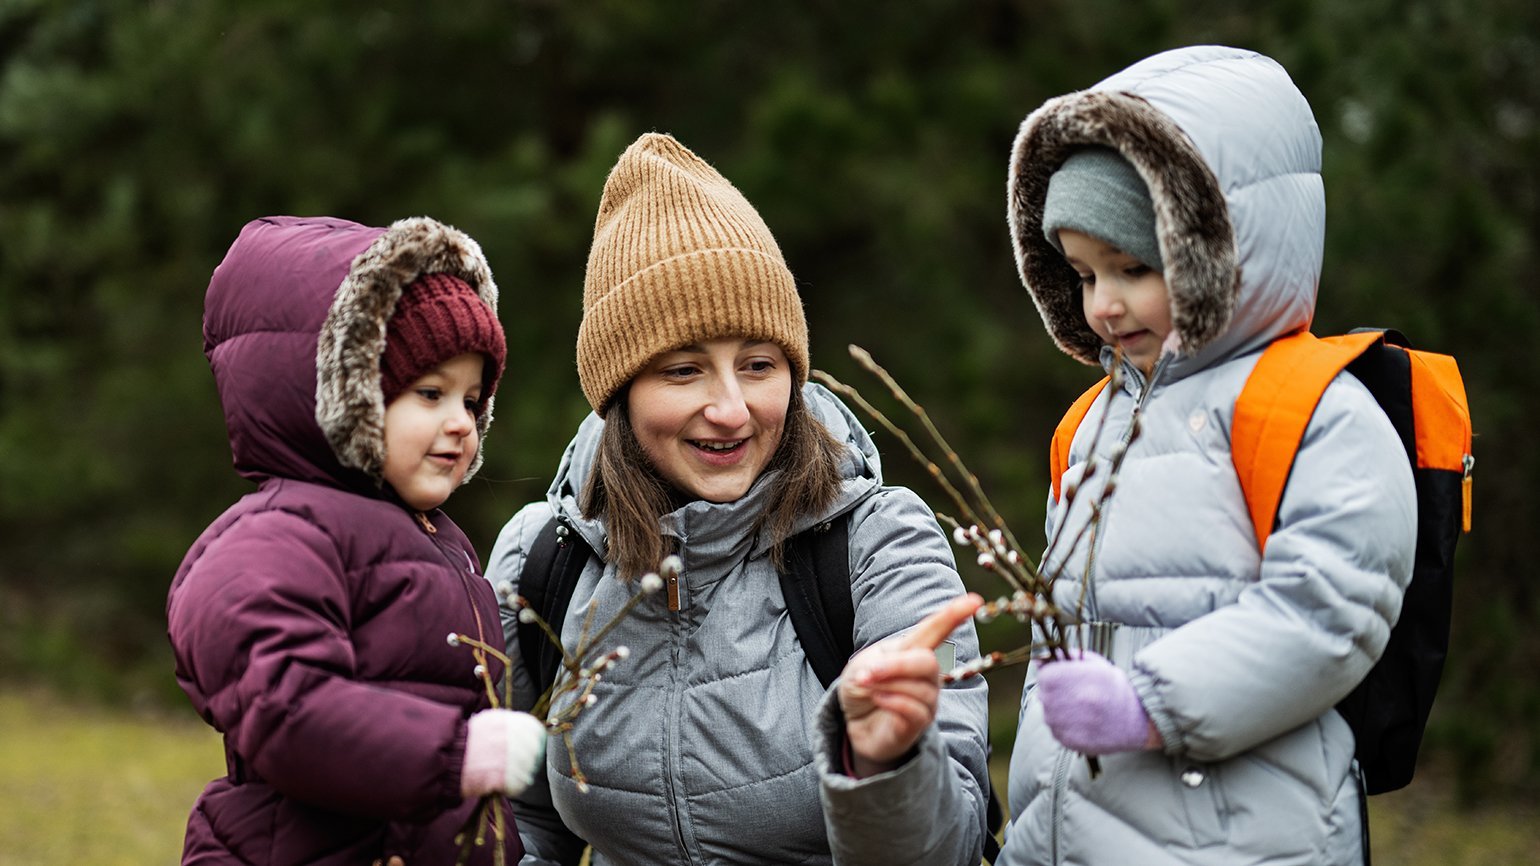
[1405, 349, 1474, 531]
[1231, 330, 1385, 550]
[1050, 376, 1111, 501]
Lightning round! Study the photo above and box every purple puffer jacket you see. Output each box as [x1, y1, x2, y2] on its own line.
[167, 216, 520, 865]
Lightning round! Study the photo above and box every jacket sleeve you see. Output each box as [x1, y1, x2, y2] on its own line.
[814, 486, 991, 866]
[167, 510, 466, 819]
[485, 502, 588, 866]
[1130, 374, 1417, 761]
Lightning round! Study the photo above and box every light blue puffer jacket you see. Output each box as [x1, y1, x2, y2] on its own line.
[486, 384, 990, 866]
[1000, 46, 1417, 865]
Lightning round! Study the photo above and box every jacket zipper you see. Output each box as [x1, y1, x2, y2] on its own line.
[1053, 356, 1166, 863]
[1049, 747, 1073, 865]
[663, 606, 693, 862]
[415, 510, 494, 679]
[1083, 355, 1164, 618]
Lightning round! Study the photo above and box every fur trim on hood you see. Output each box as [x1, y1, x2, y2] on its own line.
[1009, 90, 1237, 366]
[1008, 47, 1325, 375]
[317, 217, 501, 482]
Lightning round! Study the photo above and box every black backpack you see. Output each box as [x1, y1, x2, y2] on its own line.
[1051, 329, 1472, 797]
[518, 512, 1006, 864]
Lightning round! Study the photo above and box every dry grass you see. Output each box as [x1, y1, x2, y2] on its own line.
[0, 687, 223, 865]
[2, 686, 1535, 865]
[1368, 771, 1540, 865]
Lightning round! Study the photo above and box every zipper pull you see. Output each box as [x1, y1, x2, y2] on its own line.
[415, 511, 438, 535]
[1461, 453, 1474, 533]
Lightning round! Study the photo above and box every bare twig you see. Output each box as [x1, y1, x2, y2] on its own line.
[446, 555, 670, 864]
[815, 344, 1143, 780]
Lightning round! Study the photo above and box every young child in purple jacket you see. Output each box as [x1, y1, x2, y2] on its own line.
[167, 215, 546, 866]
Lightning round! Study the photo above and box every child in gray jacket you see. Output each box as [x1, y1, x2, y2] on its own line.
[842, 45, 1417, 866]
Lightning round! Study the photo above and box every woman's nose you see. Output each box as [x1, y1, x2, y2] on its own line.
[702, 378, 750, 428]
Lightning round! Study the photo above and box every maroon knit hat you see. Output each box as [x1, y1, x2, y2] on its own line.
[380, 273, 507, 407]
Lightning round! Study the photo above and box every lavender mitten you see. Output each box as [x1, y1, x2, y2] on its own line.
[1036, 650, 1154, 755]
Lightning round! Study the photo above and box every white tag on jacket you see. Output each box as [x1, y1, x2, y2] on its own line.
[935, 641, 956, 671]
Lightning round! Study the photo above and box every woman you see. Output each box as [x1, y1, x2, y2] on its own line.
[486, 133, 990, 866]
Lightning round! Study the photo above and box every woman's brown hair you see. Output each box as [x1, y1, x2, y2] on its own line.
[581, 385, 845, 580]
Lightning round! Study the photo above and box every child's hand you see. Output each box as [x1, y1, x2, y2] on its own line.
[837, 594, 982, 777]
[1036, 650, 1160, 755]
[461, 709, 548, 798]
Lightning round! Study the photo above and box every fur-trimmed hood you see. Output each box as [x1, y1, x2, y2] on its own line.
[203, 215, 501, 493]
[1008, 45, 1323, 375]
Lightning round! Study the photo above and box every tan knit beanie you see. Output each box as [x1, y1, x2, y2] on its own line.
[577, 133, 809, 413]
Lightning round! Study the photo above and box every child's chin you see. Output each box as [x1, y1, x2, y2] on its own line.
[396, 485, 454, 513]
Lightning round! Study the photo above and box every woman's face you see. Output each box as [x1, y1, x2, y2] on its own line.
[626, 338, 792, 503]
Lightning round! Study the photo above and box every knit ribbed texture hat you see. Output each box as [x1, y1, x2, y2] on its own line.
[381, 272, 508, 406]
[576, 133, 809, 413]
[1042, 147, 1164, 271]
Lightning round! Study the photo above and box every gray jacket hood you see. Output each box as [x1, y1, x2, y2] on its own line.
[545, 382, 883, 562]
[1008, 45, 1322, 379]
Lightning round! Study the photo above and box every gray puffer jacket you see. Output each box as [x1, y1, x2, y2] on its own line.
[1001, 47, 1417, 865]
[486, 383, 990, 866]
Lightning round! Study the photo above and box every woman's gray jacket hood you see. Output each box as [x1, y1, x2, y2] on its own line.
[1001, 47, 1416, 865]
[486, 383, 990, 866]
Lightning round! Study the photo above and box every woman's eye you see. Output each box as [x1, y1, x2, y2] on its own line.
[661, 364, 701, 379]
[745, 359, 777, 374]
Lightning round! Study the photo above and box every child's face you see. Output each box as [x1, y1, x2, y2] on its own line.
[1061, 229, 1173, 376]
[382, 352, 485, 512]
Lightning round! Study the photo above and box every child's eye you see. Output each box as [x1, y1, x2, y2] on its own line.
[415, 387, 443, 401]
[464, 397, 482, 417]
[1076, 272, 1096, 289]
[1124, 263, 1152, 278]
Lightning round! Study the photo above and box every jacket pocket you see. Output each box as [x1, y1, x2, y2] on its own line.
[1172, 758, 1229, 847]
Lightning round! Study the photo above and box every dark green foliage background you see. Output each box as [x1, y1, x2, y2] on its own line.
[2, 0, 1534, 802]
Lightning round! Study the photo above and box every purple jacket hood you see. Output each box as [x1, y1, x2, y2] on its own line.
[204, 215, 500, 492]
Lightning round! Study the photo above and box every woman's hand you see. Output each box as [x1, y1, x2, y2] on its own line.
[838, 593, 983, 778]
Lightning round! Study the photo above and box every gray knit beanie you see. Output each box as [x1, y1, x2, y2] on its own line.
[1042, 147, 1163, 271]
